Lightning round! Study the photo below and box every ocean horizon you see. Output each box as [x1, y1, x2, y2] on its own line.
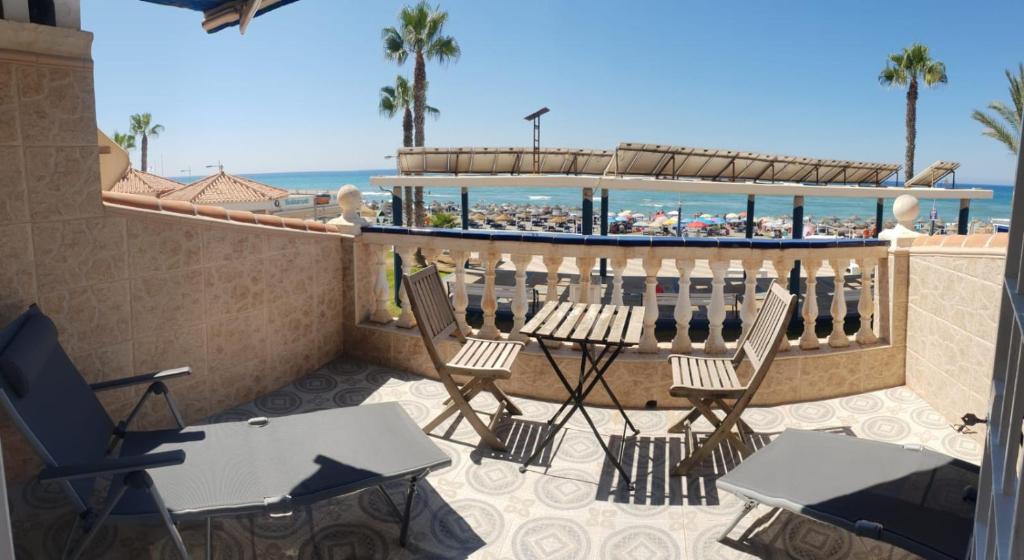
[170, 168, 1014, 223]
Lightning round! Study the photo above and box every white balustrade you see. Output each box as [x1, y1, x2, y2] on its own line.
[771, 256, 793, 352]
[799, 258, 821, 350]
[510, 253, 532, 342]
[478, 251, 501, 339]
[639, 255, 661, 353]
[369, 244, 392, 324]
[672, 258, 694, 353]
[395, 246, 417, 328]
[740, 258, 760, 338]
[705, 259, 729, 354]
[360, 231, 890, 355]
[856, 257, 878, 345]
[611, 256, 626, 305]
[451, 249, 471, 336]
[544, 255, 563, 302]
[577, 257, 596, 304]
[828, 258, 850, 348]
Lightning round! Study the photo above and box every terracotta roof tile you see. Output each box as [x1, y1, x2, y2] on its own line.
[160, 171, 290, 204]
[109, 168, 184, 197]
[100, 191, 340, 237]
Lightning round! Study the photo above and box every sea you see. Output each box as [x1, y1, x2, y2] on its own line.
[171, 169, 1014, 224]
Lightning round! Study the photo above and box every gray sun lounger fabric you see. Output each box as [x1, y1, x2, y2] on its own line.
[717, 429, 978, 560]
[112, 402, 452, 519]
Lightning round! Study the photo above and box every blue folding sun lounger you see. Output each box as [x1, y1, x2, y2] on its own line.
[716, 429, 979, 560]
[0, 305, 451, 559]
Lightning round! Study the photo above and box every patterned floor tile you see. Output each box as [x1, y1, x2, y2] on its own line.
[10, 355, 984, 559]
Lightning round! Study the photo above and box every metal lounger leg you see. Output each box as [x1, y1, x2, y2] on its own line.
[400, 475, 420, 547]
[205, 517, 212, 560]
[60, 513, 82, 560]
[127, 471, 189, 560]
[67, 483, 128, 560]
[719, 499, 757, 541]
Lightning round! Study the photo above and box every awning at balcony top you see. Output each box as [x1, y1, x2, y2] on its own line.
[394, 143, 901, 186]
[905, 161, 960, 187]
[139, 0, 301, 33]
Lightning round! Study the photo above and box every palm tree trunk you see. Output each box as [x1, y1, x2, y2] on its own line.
[413, 51, 427, 232]
[904, 80, 917, 182]
[141, 133, 149, 172]
[402, 109, 413, 149]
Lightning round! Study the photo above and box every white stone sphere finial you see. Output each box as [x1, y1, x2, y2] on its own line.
[329, 184, 365, 233]
[892, 194, 919, 228]
[879, 194, 922, 246]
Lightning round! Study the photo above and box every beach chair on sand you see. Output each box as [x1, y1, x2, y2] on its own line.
[404, 266, 524, 451]
[717, 429, 978, 560]
[0, 305, 450, 559]
[667, 281, 796, 475]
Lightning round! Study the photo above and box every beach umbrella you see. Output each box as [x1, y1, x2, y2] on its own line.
[665, 217, 678, 226]
[668, 210, 679, 216]
[738, 211, 747, 217]
[687, 221, 708, 229]
[631, 213, 646, 220]
[700, 213, 713, 218]
[725, 212, 739, 220]
[633, 221, 650, 228]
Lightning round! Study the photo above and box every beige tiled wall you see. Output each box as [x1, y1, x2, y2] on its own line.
[905, 243, 1005, 435]
[0, 22, 345, 480]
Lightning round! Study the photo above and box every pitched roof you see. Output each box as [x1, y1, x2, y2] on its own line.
[161, 171, 290, 204]
[109, 168, 184, 197]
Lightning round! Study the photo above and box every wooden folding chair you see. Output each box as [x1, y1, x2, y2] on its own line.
[403, 265, 524, 451]
[667, 281, 796, 475]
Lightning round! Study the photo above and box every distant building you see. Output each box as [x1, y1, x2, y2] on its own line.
[108, 168, 183, 197]
[161, 170, 290, 214]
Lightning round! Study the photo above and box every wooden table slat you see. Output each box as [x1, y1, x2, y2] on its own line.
[590, 305, 618, 343]
[520, 300, 559, 336]
[570, 304, 605, 341]
[606, 306, 631, 345]
[553, 303, 589, 340]
[536, 302, 575, 337]
[623, 306, 645, 345]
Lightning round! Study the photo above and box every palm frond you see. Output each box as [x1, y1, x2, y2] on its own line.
[149, 123, 164, 137]
[972, 108, 1019, 155]
[381, 27, 408, 64]
[922, 61, 948, 86]
[989, 101, 1021, 130]
[424, 104, 440, 119]
[427, 35, 460, 64]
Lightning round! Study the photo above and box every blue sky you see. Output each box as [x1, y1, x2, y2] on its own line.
[85, 0, 1022, 184]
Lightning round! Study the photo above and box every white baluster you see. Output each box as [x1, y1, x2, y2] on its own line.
[672, 258, 694, 353]
[369, 244, 392, 324]
[799, 258, 821, 350]
[544, 254, 563, 303]
[577, 256, 595, 304]
[395, 245, 417, 328]
[510, 253, 532, 342]
[451, 249, 470, 336]
[639, 255, 661, 353]
[771, 256, 793, 352]
[740, 258, 761, 338]
[705, 259, 729, 354]
[611, 256, 626, 306]
[477, 251, 501, 339]
[828, 258, 850, 347]
[856, 256, 878, 345]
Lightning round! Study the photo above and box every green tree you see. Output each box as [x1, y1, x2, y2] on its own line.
[378, 75, 439, 150]
[111, 131, 136, 152]
[428, 211, 457, 228]
[129, 113, 164, 172]
[382, 1, 460, 226]
[878, 43, 948, 180]
[971, 63, 1023, 155]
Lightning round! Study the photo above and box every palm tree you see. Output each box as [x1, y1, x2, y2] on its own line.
[382, 1, 460, 225]
[378, 75, 440, 150]
[129, 113, 164, 172]
[971, 63, 1023, 155]
[878, 43, 948, 181]
[111, 131, 136, 152]
[379, 76, 440, 226]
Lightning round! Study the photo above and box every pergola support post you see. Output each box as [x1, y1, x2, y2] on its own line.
[392, 186, 403, 305]
[875, 198, 884, 238]
[958, 199, 970, 235]
[461, 187, 469, 230]
[599, 188, 609, 277]
[745, 195, 755, 239]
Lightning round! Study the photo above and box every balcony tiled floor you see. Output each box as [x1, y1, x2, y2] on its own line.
[10, 357, 983, 559]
